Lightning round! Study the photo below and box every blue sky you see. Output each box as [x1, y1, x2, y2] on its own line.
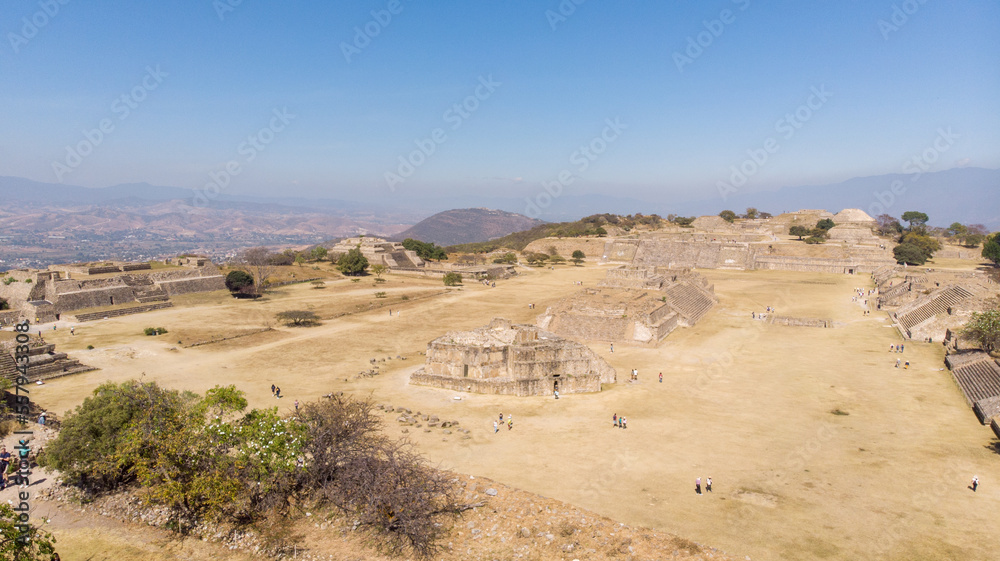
[1, 0, 997, 205]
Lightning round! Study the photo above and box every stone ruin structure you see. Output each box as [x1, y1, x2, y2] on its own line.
[410, 318, 615, 396]
[328, 237, 426, 269]
[0, 337, 96, 383]
[593, 208, 896, 275]
[875, 268, 997, 341]
[536, 267, 717, 346]
[944, 351, 1000, 436]
[0, 258, 226, 324]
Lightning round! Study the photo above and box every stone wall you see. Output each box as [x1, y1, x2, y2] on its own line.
[73, 302, 174, 322]
[155, 275, 226, 296]
[767, 315, 832, 328]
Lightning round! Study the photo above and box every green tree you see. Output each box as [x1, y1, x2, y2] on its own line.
[962, 309, 1000, 352]
[744, 207, 759, 219]
[899, 232, 941, 261]
[789, 225, 810, 240]
[492, 252, 517, 264]
[370, 264, 388, 280]
[893, 243, 928, 265]
[963, 233, 985, 248]
[442, 272, 462, 286]
[310, 246, 328, 261]
[0, 297, 8, 311]
[571, 250, 585, 265]
[524, 252, 549, 266]
[224, 270, 255, 294]
[946, 222, 968, 239]
[901, 211, 929, 232]
[203, 385, 248, 417]
[294, 253, 305, 267]
[815, 218, 835, 231]
[402, 239, 447, 261]
[718, 210, 737, 223]
[983, 232, 1000, 266]
[0, 504, 56, 561]
[336, 248, 369, 276]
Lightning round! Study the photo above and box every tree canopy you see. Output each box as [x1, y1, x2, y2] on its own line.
[402, 239, 447, 261]
[983, 232, 1000, 266]
[571, 250, 585, 265]
[901, 211, 929, 231]
[336, 247, 369, 276]
[276, 310, 320, 326]
[443, 272, 462, 286]
[962, 309, 1000, 352]
[718, 210, 737, 223]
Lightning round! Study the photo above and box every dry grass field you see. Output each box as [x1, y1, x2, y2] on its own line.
[24, 261, 1000, 560]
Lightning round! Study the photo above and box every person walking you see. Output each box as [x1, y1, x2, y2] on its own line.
[972, 476, 979, 492]
[275, 387, 281, 398]
[494, 420, 499, 434]
[294, 399, 299, 412]
[706, 476, 713, 492]
[610, 343, 614, 353]
[695, 477, 702, 494]
[895, 358, 900, 368]
[613, 413, 617, 426]
[659, 372, 663, 383]
[271, 384, 276, 396]
[621, 416, 627, 429]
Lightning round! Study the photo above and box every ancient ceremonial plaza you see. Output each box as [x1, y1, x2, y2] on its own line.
[1, 208, 998, 560]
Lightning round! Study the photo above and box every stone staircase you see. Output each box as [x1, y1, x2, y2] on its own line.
[663, 282, 715, 325]
[0, 343, 96, 384]
[895, 285, 975, 334]
[72, 301, 173, 322]
[945, 352, 1000, 417]
[872, 265, 897, 286]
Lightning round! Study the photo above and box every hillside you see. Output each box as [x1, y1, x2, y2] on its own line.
[392, 208, 544, 246]
[447, 213, 663, 253]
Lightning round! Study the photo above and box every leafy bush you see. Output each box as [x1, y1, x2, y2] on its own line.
[2, 277, 15, 286]
[86, 345, 94, 350]
[894, 243, 928, 265]
[804, 236, 825, 244]
[374, 291, 387, 298]
[443, 272, 462, 286]
[225, 270, 255, 293]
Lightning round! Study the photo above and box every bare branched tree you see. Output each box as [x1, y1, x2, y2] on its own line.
[238, 247, 277, 294]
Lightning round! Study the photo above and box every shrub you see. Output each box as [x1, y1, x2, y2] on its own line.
[276, 310, 320, 327]
[375, 291, 387, 298]
[225, 270, 255, 293]
[443, 272, 462, 286]
[86, 345, 94, 350]
[804, 236, 825, 244]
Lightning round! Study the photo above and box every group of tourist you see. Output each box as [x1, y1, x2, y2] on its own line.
[751, 307, 774, 320]
[612, 413, 627, 429]
[270, 384, 283, 398]
[695, 476, 712, 494]
[478, 279, 495, 287]
[494, 412, 513, 433]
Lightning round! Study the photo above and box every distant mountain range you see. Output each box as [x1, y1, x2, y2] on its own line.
[391, 208, 545, 246]
[1, 167, 996, 250]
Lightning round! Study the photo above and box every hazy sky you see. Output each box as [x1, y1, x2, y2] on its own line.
[1, 0, 997, 205]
